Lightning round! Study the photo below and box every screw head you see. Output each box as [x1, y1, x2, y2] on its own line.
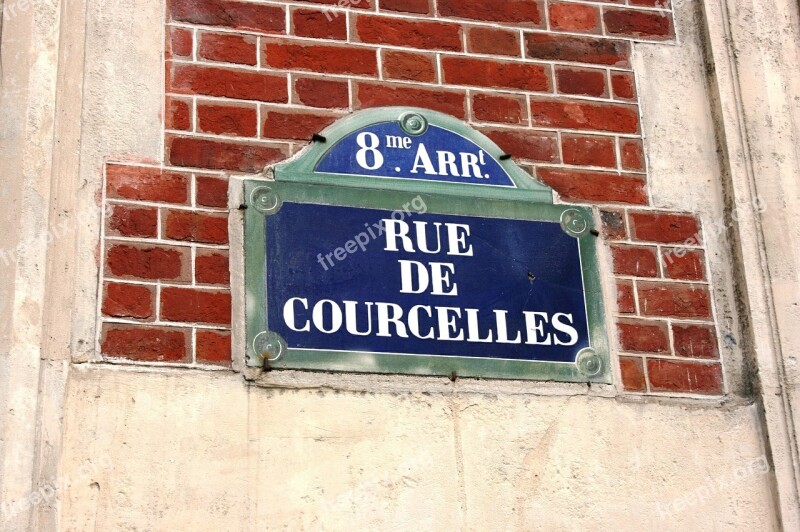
[399, 112, 429, 136]
[251, 187, 281, 215]
[576, 348, 603, 378]
[560, 208, 589, 238]
[252, 331, 287, 363]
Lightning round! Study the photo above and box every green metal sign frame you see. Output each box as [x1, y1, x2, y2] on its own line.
[243, 107, 610, 383]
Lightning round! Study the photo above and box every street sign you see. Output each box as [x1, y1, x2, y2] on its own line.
[315, 112, 516, 187]
[244, 108, 609, 382]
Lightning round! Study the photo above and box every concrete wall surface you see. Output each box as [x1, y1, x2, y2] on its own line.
[58, 366, 777, 531]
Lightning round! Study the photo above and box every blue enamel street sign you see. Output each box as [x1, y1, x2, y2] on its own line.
[244, 108, 610, 383]
[268, 203, 589, 363]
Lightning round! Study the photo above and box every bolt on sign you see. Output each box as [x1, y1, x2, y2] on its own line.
[243, 108, 609, 382]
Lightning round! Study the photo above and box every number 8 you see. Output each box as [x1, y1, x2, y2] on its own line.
[355, 132, 384, 170]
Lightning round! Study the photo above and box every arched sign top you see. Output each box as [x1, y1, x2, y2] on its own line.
[275, 107, 554, 204]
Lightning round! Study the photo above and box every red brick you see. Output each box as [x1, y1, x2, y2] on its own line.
[638, 282, 712, 318]
[355, 82, 466, 118]
[197, 103, 258, 137]
[196, 330, 232, 364]
[601, 209, 627, 239]
[380, 0, 430, 14]
[630, 0, 670, 7]
[617, 281, 635, 313]
[612, 72, 636, 100]
[354, 14, 462, 51]
[629, 212, 701, 244]
[196, 250, 230, 285]
[294, 77, 350, 109]
[289, 0, 373, 8]
[480, 129, 557, 162]
[164, 211, 228, 244]
[263, 40, 378, 76]
[383, 51, 436, 83]
[562, 135, 616, 167]
[549, 2, 600, 33]
[108, 205, 158, 238]
[169, 0, 285, 33]
[673, 324, 719, 359]
[102, 283, 154, 319]
[467, 27, 521, 57]
[107, 164, 190, 204]
[611, 245, 659, 277]
[619, 356, 646, 392]
[199, 32, 257, 65]
[263, 109, 339, 141]
[439, 0, 544, 27]
[537, 168, 647, 204]
[530, 99, 639, 133]
[556, 67, 607, 97]
[106, 244, 189, 281]
[166, 97, 191, 131]
[169, 63, 288, 103]
[161, 287, 232, 325]
[292, 8, 347, 40]
[168, 136, 289, 173]
[472, 94, 526, 124]
[604, 8, 673, 39]
[620, 139, 645, 171]
[196, 175, 229, 208]
[169, 27, 193, 58]
[443, 57, 549, 92]
[617, 319, 669, 353]
[525, 33, 630, 66]
[663, 249, 705, 281]
[647, 359, 723, 395]
[101, 324, 189, 362]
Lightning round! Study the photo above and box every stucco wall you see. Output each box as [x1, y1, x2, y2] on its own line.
[58, 366, 776, 531]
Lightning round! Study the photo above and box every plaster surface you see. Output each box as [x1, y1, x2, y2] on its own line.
[58, 366, 778, 531]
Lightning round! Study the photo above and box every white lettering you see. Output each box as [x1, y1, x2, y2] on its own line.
[460, 152, 483, 178]
[437, 150, 460, 176]
[412, 220, 443, 253]
[398, 260, 430, 294]
[436, 307, 463, 341]
[356, 132, 384, 170]
[283, 297, 310, 332]
[383, 219, 416, 252]
[446, 223, 474, 256]
[343, 300, 373, 336]
[312, 299, 343, 334]
[552, 313, 579, 346]
[429, 262, 458, 296]
[523, 311, 552, 345]
[408, 305, 435, 339]
[376, 302, 408, 338]
[410, 144, 437, 175]
[465, 308, 493, 343]
[494, 310, 521, 344]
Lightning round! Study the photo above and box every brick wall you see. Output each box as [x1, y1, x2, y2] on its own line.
[99, 0, 725, 395]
